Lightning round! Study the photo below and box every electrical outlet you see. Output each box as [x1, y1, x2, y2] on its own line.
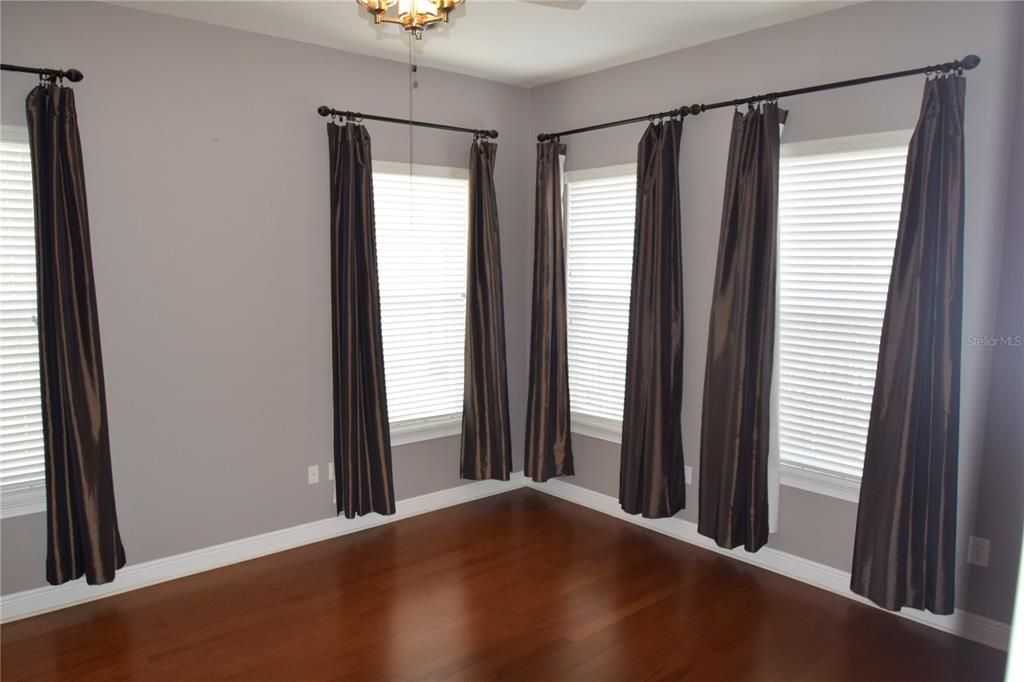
[328, 463, 334, 481]
[967, 536, 990, 567]
[684, 465, 693, 485]
[307, 465, 320, 485]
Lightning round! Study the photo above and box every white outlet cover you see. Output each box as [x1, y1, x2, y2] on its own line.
[684, 466, 693, 485]
[328, 463, 334, 481]
[307, 465, 320, 485]
[967, 536, 990, 567]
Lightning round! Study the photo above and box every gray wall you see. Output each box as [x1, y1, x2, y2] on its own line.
[0, 1, 532, 594]
[973, 1, 1024, 629]
[529, 1, 1023, 624]
[1, 0, 1021, 629]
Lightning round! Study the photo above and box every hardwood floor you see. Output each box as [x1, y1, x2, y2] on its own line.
[1, 489, 1007, 681]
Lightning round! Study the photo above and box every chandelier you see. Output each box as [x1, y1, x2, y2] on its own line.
[357, 0, 465, 39]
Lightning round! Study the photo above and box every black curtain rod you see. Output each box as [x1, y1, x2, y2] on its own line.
[318, 105, 498, 139]
[1, 63, 84, 82]
[538, 54, 980, 142]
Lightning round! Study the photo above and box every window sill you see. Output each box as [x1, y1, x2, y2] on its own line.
[570, 413, 622, 445]
[390, 414, 462, 447]
[780, 464, 860, 504]
[1, 486, 46, 519]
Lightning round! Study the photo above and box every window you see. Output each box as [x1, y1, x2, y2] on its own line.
[777, 131, 911, 501]
[1, 126, 45, 517]
[372, 163, 468, 445]
[564, 164, 637, 442]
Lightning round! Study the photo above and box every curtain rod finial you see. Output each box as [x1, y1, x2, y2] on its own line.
[961, 54, 981, 70]
[65, 69, 84, 82]
[317, 105, 331, 117]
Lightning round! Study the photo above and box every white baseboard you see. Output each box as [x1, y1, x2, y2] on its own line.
[0, 474, 525, 623]
[525, 477, 1011, 652]
[1, 472, 1010, 653]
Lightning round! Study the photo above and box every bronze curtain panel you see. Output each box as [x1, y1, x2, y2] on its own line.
[328, 122, 396, 518]
[461, 140, 512, 480]
[851, 76, 966, 615]
[26, 84, 125, 585]
[525, 141, 574, 482]
[698, 103, 786, 552]
[619, 120, 686, 518]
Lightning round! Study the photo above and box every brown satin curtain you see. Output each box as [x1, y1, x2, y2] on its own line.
[525, 141, 574, 482]
[851, 76, 966, 614]
[328, 122, 396, 518]
[699, 103, 786, 552]
[26, 84, 125, 585]
[619, 120, 686, 518]
[461, 140, 512, 480]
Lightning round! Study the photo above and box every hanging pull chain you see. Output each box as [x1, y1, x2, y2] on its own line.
[407, 32, 417, 235]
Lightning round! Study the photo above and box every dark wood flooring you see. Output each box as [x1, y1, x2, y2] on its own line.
[0, 489, 1007, 681]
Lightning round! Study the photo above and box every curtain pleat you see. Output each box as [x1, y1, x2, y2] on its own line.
[460, 140, 512, 480]
[851, 76, 966, 615]
[26, 84, 126, 586]
[698, 103, 787, 552]
[328, 122, 396, 518]
[525, 141, 574, 482]
[619, 120, 686, 518]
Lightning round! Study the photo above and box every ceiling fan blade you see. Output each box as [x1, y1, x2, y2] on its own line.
[519, 1, 587, 10]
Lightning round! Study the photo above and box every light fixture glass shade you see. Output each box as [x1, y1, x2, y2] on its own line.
[398, 0, 440, 18]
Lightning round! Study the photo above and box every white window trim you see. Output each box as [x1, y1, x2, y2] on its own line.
[780, 129, 913, 159]
[570, 412, 622, 444]
[780, 464, 861, 504]
[563, 162, 637, 185]
[1, 125, 45, 517]
[390, 413, 462, 447]
[1, 486, 46, 518]
[776, 129, 913, 503]
[374, 160, 469, 181]
[563, 162, 637, 444]
[1, 124, 28, 143]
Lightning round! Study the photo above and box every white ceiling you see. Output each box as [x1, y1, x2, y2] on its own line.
[115, 1, 849, 87]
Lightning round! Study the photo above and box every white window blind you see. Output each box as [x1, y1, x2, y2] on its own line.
[0, 127, 45, 499]
[372, 164, 468, 434]
[777, 131, 910, 490]
[565, 166, 636, 437]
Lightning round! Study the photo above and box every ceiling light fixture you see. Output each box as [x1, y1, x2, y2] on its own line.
[357, 0, 465, 40]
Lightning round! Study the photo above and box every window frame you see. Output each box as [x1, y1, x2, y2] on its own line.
[372, 160, 469, 446]
[563, 162, 637, 444]
[776, 129, 913, 503]
[0, 125, 46, 518]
